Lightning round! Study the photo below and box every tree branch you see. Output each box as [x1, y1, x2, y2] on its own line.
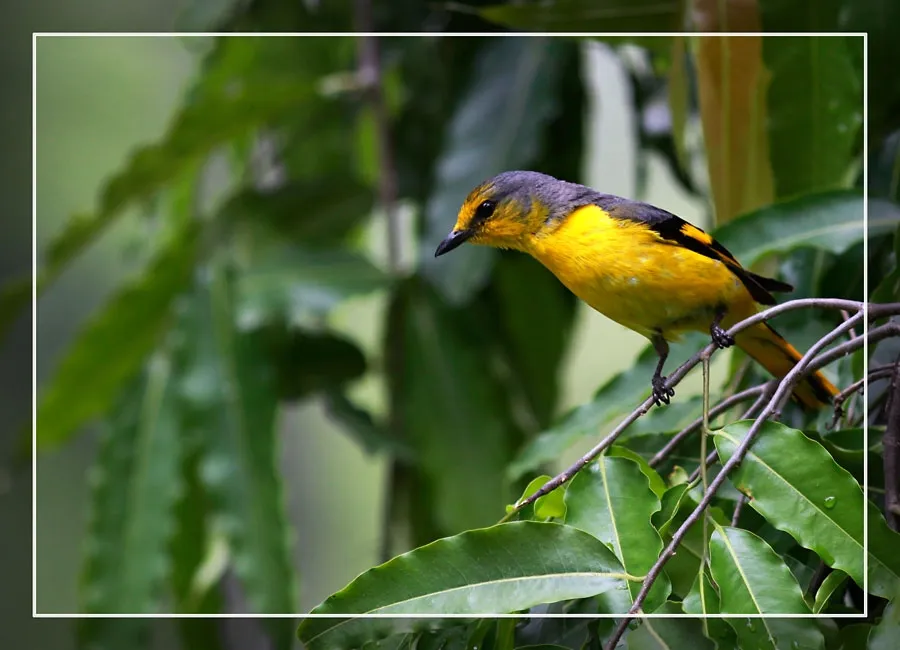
[884, 360, 900, 531]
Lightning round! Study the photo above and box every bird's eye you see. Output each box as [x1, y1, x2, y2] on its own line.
[474, 200, 496, 221]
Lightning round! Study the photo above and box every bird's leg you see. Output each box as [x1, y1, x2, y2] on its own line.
[710, 306, 735, 349]
[651, 333, 675, 407]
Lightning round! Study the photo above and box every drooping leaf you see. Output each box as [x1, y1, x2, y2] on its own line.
[709, 526, 824, 648]
[565, 455, 670, 612]
[298, 522, 629, 648]
[714, 421, 900, 599]
[714, 191, 900, 268]
[625, 601, 716, 650]
[181, 269, 298, 617]
[37, 221, 199, 449]
[237, 245, 390, 329]
[388, 278, 517, 535]
[489, 253, 577, 429]
[79, 356, 181, 618]
[421, 37, 570, 304]
[758, 29, 861, 198]
[692, 6, 773, 223]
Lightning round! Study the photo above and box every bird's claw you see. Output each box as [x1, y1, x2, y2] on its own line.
[710, 323, 735, 349]
[651, 376, 675, 407]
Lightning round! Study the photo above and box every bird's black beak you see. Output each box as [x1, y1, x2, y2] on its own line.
[434, 229, 473, 257]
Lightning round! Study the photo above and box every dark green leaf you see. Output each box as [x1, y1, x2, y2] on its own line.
[389, 278, 518, 534]
[0, 275, 30, 345]
[714, 421, 900, 599]
[298, 522, 629, 647]
[489, 253, 577, 428]
[762, 34, 861, 198]
[323, 392, 413, 460]
[625, 601, 716, 650]
[714, 192, 900, 268]
[607, 445, 666, 498]
[267, 328, 367, 401]
[182, 269, 298, 614]
[421, 37, 570, 304]
[37, 221, 199, 449]
[80, 356, 181, 614]
[237, 245, 389, 329]
[869, 600, 900, 650]
[512, 475, 567, 521]
[683, 570, 734, 645]
[565, 456, 670, 612]
[813, 570, 847, 614]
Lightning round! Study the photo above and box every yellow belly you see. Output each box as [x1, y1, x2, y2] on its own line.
[525, 205, 756, 341]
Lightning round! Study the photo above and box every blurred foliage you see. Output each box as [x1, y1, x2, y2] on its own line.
[19, 0, 900, 649]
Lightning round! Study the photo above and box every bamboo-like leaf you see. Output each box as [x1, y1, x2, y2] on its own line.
[565, 455, 670, 612]
[182, 270, 298, 616]
[714, 421, 900, 599]
[422, 37, 569, 304]
[37, 221, 199, 449]
[692, 4, 773, 223]
[79, 355, 181, 615]
[709, 526, 824, 648]
[298, 522, 629, 648]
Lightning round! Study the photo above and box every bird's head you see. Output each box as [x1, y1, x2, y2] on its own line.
[434, 170, 560, 257]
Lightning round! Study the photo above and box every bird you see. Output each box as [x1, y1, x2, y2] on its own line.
[434, 170, 837, 409]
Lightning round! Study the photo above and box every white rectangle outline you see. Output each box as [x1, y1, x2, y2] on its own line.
[32, 31, 869, 620]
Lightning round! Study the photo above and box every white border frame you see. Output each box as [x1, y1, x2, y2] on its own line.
[32, 31, 869, 620]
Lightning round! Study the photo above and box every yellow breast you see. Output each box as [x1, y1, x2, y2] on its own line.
[523, 205, 754, 340]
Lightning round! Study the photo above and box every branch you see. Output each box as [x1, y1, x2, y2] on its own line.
[605, 312, 870, 649]
[884, 360, 900, 531]
[503, 299, 880, 520]
[832, 364, 897, 428]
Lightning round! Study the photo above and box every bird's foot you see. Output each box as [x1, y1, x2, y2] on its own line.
[651, 375, 675, 407]
[710, 322, 735, 349]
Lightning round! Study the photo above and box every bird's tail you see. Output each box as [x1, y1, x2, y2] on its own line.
[735, 322, 838, 410]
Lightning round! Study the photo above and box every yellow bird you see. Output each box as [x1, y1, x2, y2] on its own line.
[434, 171, 837, 409]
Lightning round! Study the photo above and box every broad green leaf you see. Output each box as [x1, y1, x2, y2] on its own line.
[298, 522, 629, 648]
[607, 445, 666, 498]
[714, 191, 900, 268]
[715, 421, 900, 599]
[626, 601, 715, 650]
[692, 12, 773, 222]
[508, 335, 706, 480]
[220, 179, 374, 245]
[565, 455, 670, 612]
[805, 429, 883, 489]
[869, 600, 900, 650]
[43, 80, 313, 285]
[477, 0, 679, 50]
[237, 245, 389, 329]
[182, 270, 298, 615]
[709, 526, 823, 648]
[651, 483, 690, 537]
[683, 570, 734, 646]
[37, 221, 199, 449]
[490, 253, 577, 428]
[760, 32, 861, 198]
[79, 357, 181, 616]
[512, 475, 567, 521]
[389, 278, 517, 534]
[422, 37, 568, 304]
[813, 570, 848, 614]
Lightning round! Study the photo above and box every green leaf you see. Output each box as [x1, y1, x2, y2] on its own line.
[683, 570, 734, 646]
[43, 79, 313, 284]
[489, 253, 577, 428]
[37, 221, 199, 449]
[237, 245, 389, 329]
[323, 392, 413, 460]
[267, 327, 367, 401]
[0, 275, 30, 346]
[714, 421, 900, 599]
[388, 278, 518, 534]
[625, 601, 716, 650]
[607, 445, 667, 498]
[709, 526, 824, 648]
[565, 455, 670, 612]
[513, 475, 567, 521]
[813, 570, 848, 614]
[477, 0, 680, 39]
[298, 522, 629, 648]
[79, 356, 181, 614]
[869, 600, 900, 650]
[761, 34, 862, 198]
[714, 191, 900, 268]
[652, 483, 690, 537]
[182, 269, 298, 615]
[421, 37, 569, 304]
[220, 178, 375, 245]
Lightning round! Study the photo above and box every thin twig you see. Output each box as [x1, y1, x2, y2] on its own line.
[832, 365, 896, 428]
[840, 309, 858, 339]
[504, 300, 885, 520]
[605, 313, 867, 649]
[884, 360, 900, 531]
[730, 494, 747, 526]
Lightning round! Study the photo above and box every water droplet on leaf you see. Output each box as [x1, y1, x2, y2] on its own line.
[824, 496, 837, 509]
